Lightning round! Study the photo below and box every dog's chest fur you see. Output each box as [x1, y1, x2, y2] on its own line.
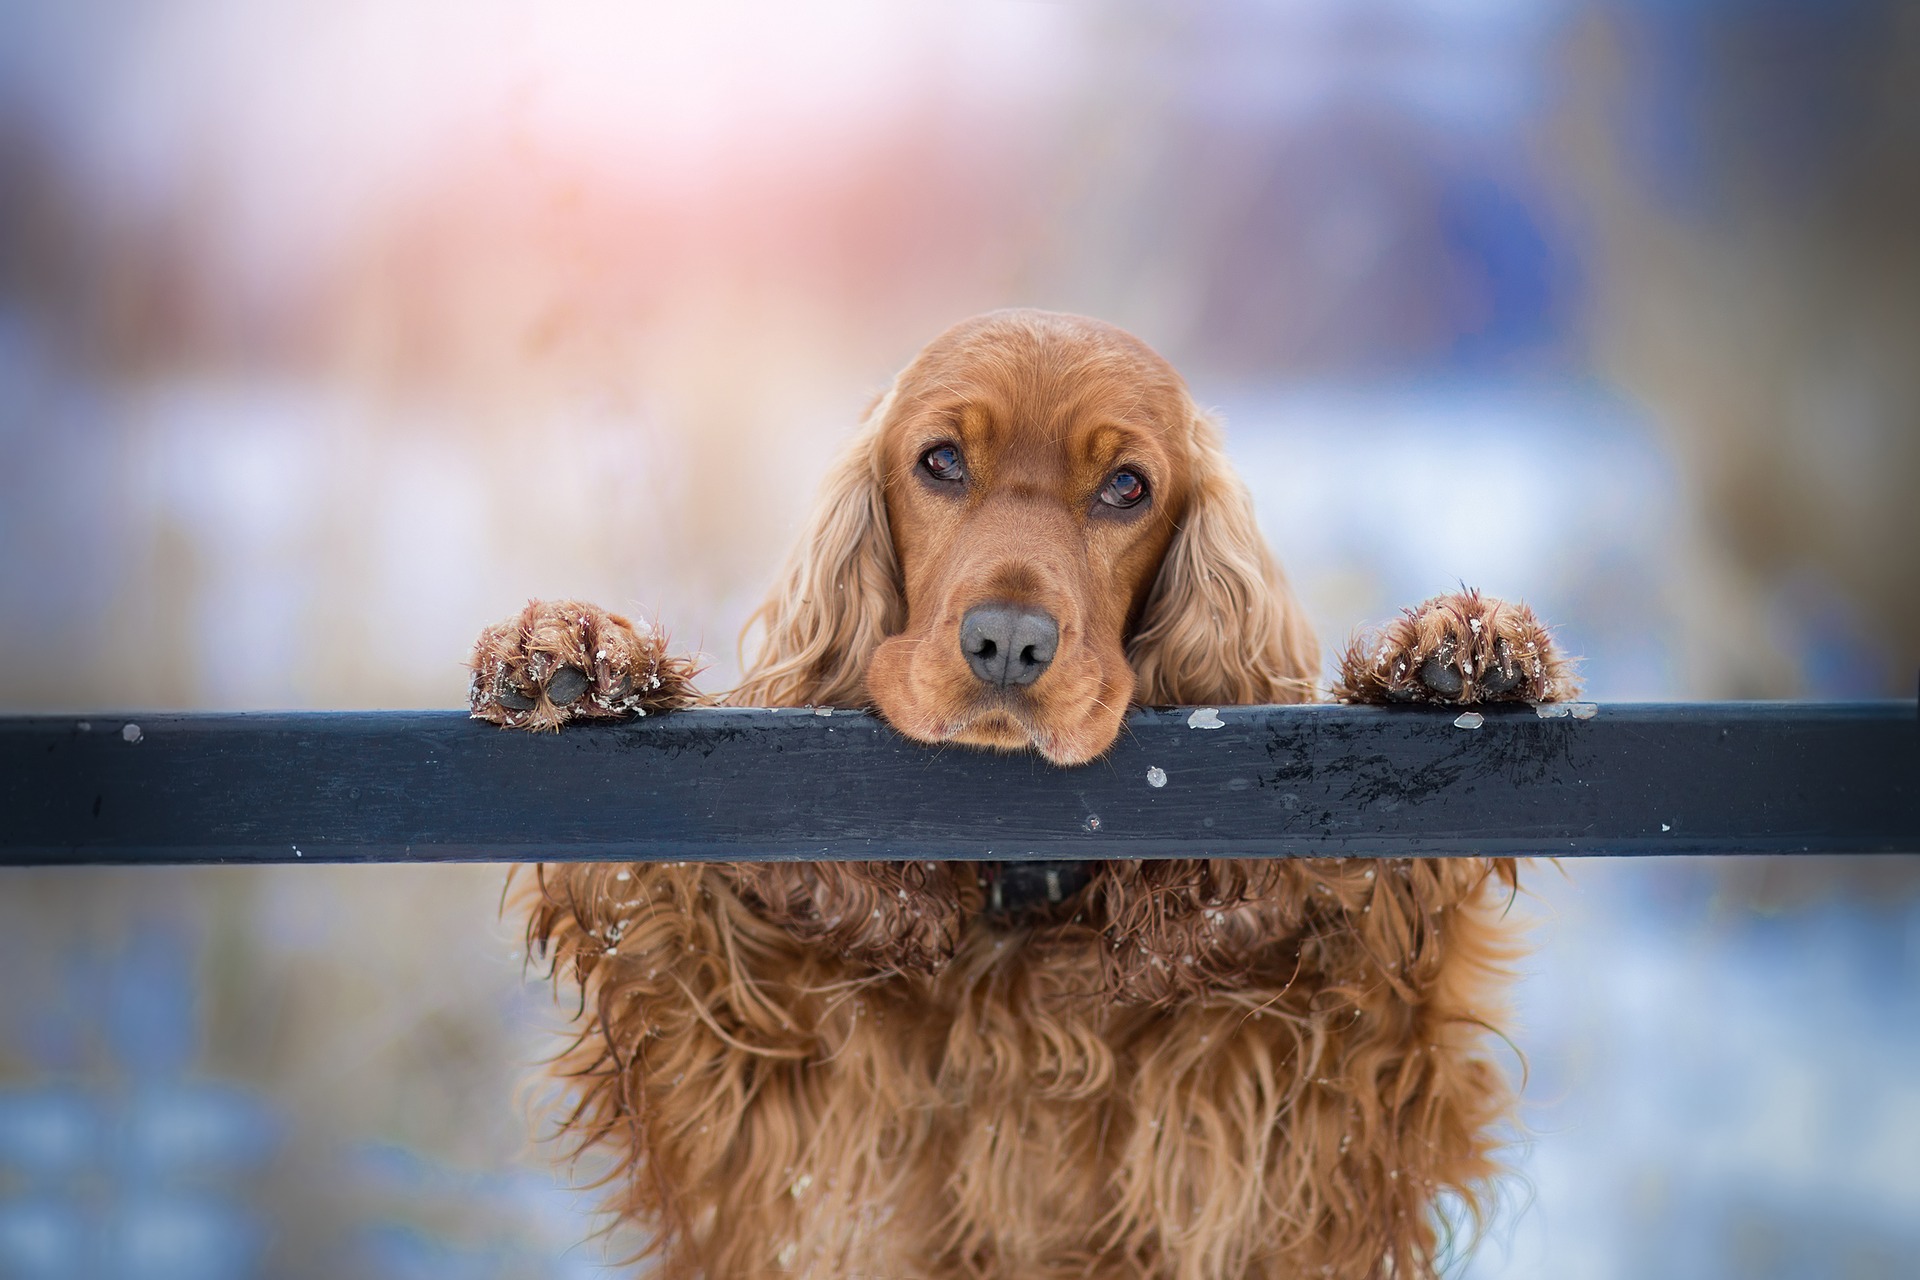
[533, 858, 1513, 1279]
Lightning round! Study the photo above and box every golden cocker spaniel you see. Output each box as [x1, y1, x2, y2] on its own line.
[470, 310, 1576, 1279]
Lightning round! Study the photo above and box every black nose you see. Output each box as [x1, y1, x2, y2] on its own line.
[959, 604, 1058, 688]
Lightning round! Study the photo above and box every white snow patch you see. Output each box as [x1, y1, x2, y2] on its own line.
[1186, 707, 1224, 730]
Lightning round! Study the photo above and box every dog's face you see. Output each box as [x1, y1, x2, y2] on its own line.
[736, 308, 1316, 738]
[863, 314, 1195, 766]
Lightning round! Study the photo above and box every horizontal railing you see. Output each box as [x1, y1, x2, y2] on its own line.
[2, 702, 1915, 864]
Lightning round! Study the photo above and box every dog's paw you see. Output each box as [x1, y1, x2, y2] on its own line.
[468, 599, 701, 730]
[1335, 589, 1578, 705]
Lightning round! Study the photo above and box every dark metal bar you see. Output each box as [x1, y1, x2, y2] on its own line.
[2, 703, 1915, 865]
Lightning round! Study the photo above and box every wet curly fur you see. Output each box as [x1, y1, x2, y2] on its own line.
[478, 310, 1573, 1278]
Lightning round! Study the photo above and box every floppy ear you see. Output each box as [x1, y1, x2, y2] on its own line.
[1127, 412, 1321, 706]
[728, 391, 904, 707]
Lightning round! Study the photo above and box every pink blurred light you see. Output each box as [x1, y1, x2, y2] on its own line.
[66, 0, 1078, 299]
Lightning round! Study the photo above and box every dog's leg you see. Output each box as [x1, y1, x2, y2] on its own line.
[1101, 859, 1521, 1280]
[469, 598, 701, 729]
[526, 861, 829, 1277]
[1333, 588, 1578, 705]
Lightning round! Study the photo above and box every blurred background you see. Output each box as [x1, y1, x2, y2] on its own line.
[1, 0, 1915, 1276]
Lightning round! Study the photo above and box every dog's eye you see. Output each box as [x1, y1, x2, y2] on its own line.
[922, 444, 966, 483]
[1100, 469, 1148, 508]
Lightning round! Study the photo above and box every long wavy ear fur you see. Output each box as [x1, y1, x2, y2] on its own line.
[727, 393, 903, 707]
[1128, 413, 1321, 705]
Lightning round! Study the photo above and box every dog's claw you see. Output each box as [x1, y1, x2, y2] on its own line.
[546, 665, 591, 707]
[1479, 638, 1524, 695]
[494, 681, 537, 712]
[1418, 653, 1464, 697]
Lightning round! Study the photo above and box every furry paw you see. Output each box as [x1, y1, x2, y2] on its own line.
[1335, 589, 1578, 705]
[468, 599, 701, 730]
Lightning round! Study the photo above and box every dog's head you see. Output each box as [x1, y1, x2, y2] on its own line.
[725, 311, 1324, 987]
[736, 309, 1318, 762]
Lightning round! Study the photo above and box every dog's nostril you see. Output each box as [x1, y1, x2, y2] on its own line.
[960, 604, 1059, 688]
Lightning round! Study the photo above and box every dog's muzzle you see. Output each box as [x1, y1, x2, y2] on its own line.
[980, 860, 1095, 919]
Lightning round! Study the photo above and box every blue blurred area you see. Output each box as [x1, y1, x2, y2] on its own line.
[1435, 170, 1576, 370]
[345, 1144, 609, 1280]
[1470, 860, 1920, 1279]
[0, 928, 277, 1280]
[0, 890, 611, 1280]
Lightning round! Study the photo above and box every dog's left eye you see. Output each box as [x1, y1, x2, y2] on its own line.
[922, 444, 966, 483]
[1100, 469, 1148, 508]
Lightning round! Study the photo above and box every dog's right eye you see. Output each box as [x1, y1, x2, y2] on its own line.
[921, 444, 966, 483]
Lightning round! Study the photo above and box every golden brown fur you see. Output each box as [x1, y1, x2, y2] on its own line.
[471, 310, 1574, 1278]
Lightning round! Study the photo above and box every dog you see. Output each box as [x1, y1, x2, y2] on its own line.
[469, 310, 1576, 1278]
